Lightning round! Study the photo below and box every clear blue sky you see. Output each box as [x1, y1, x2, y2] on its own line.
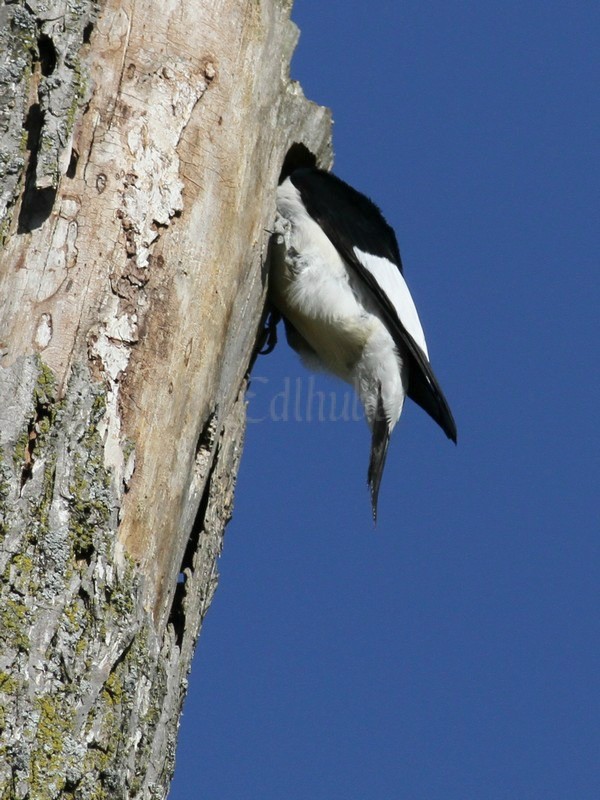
[171, 2, 599, 798]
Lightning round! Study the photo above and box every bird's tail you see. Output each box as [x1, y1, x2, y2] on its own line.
[368, 393, 391, 523]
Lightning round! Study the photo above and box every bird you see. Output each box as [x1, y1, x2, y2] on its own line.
[268, 166, 456, 521]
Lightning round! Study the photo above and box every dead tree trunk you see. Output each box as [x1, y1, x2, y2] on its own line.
[0, 0, 331, 796]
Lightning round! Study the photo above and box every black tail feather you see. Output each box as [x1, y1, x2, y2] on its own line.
[367, 391, 391, 523]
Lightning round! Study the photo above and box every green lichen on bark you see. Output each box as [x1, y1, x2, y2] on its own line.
[0, 3, 37, 228]
[0, 353, 251, 798]
[0, 450, 11, 539]
[0, 358, 141, 798]
[0, 356, 182, 799]
[0, 0, 99, 233]
[68, 460, 110, 560]
[1, 597, 31, 654]
[30, 695, 77, 798]
[34, 1, 98, 190]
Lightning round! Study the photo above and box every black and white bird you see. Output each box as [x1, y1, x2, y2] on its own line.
[269, 166, 457, 520]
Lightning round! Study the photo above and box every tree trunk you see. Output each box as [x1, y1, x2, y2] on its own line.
[0, 0, 331, 796]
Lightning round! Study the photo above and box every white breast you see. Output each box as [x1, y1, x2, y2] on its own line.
[271, 178, 408, 429]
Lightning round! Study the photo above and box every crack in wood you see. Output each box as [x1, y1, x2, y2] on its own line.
[168, 409, 220, 648]
[18, 394, 54, 493]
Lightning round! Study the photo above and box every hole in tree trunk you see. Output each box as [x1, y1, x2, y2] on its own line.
[66, 149, 79, 179]
[279, 143, 318, 183]
[82, 22, 94, 44]
[37, 34, 57, 76]
[17, 103, 57, 233]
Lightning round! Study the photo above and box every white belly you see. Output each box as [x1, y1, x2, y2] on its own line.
[270, 240, 375, 381]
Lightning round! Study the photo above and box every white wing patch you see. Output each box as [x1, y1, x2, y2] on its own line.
[353, 247, 429, 358]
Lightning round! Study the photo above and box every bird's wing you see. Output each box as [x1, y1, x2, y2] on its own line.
[290, 168, 457, 443]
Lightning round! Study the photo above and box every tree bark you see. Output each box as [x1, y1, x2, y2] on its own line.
[0, 0, 331, 797]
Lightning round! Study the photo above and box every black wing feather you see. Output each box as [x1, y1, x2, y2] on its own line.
[290, 167, 457, 443]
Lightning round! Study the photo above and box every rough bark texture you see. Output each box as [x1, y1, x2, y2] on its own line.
[0, 0, 332, 797]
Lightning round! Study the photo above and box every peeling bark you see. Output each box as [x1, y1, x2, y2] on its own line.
[0, 0, 331, 796]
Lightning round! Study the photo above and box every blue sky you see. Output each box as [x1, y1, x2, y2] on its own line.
[171, 2, 599, 798]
